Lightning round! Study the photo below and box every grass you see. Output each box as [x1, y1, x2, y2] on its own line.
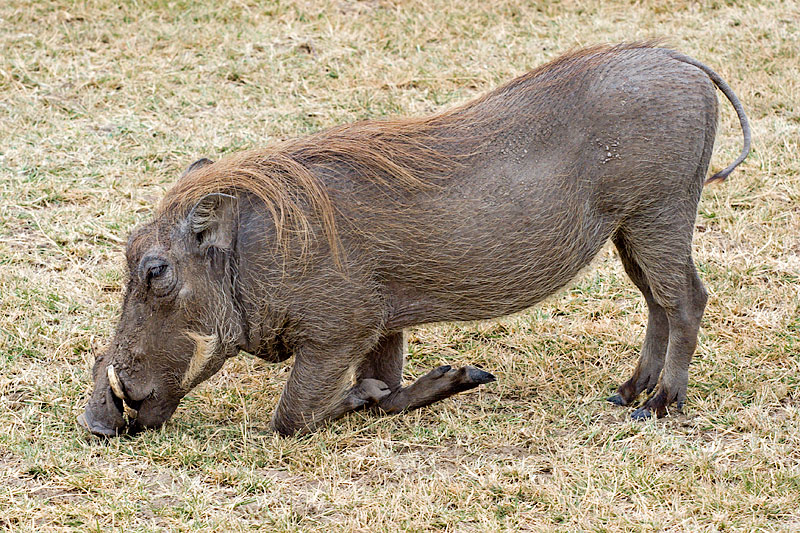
[1, 0, 798, 530]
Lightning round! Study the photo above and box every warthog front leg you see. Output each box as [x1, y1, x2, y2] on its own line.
[357, 332, 496, 415]
[378, 364, 496, 414]
[343, 378, 392, 411]
[271, 344, 391, 436]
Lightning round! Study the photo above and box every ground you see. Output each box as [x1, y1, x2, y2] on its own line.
[1, 0, 798, 530]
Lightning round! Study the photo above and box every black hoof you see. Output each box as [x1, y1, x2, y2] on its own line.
[606, 393, 627, 406]
[631, 407, 653, 421]
[429, 365, 452, 379]
[466, 367, 496, 384]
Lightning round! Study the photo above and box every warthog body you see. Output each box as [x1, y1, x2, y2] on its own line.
[78, 43, 750, 437]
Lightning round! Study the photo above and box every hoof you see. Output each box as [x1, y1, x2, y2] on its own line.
[466, 366, 496, 385]
[631, 407, 654, 421]
[606, 393, 627, 406]
[428, 365, 452, 379]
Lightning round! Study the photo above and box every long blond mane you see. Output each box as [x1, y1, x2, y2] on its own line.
[158, 42, 663, 262]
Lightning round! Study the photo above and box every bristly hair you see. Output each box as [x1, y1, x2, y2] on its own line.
[159, 112, 488, 266]
[158, 41, 666, 265]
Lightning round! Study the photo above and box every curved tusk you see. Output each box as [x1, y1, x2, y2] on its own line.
[107, 364, 126, 400]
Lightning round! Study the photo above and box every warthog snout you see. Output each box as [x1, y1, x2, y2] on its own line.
[78, 365, 151, 437]
[77, 365, 131, 437]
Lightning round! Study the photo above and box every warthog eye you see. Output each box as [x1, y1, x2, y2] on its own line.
[140, 256, 176, 297]
[147, 264, 167, 279]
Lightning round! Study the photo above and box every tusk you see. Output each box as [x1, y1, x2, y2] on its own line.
[181, 332, 219, 390]
[107, 364, 138, 422]
[107, 364, 126, 400]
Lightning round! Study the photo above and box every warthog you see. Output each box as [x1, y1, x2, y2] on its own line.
[78, 42, 750, 437]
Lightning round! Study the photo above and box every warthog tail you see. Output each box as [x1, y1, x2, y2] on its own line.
[667, 51, 752, 184]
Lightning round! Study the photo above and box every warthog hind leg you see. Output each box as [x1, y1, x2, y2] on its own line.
[631, 265, 706, 419]
[607, 231, 669, 407]
[608, 200, 707, 420]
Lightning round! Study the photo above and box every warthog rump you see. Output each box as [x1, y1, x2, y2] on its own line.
[78, 42, 750, 437]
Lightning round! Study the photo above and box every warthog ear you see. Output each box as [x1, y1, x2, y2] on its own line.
[186, 193, 237, 252]
[180, 158, 214, 179]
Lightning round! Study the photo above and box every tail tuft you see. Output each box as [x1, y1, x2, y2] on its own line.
[705, 168, 731, 185]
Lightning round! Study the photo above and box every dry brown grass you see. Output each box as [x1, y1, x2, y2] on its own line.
[1, 0, 798, 530]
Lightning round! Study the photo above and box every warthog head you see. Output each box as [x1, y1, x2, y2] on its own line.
[78, 162, 250, 436]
